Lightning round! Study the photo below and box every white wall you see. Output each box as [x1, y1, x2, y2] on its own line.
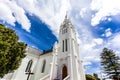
[33, 52, 53, 80]
[11, 47, 40, 80]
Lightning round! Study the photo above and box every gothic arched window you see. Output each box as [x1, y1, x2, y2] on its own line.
[62, 40, 64, 52]
[65, 28, 67, 33]
[65, 39, 68, 51]
[41, 60, 46, 73]
[25, 60, 33, 72]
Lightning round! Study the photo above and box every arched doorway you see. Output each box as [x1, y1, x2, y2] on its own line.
[62, 65, 67, 80]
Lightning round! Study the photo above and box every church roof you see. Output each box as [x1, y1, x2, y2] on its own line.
[26, 46, 41, 56]
[26, 46, 53, 56]
[41, 47, 53, 55]
[42, 49, 53, 54]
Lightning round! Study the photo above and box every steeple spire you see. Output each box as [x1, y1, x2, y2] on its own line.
[65, 13, 68, 19]
[60, 12, 73, 29]
[65, 12, 68, 19]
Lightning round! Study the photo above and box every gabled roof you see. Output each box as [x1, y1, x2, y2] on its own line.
[41, 47, 53, 55]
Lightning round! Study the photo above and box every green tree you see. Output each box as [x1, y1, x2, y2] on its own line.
[100, 48, 120, 80]
[93, 73, 100, 80]
[0, 24, 26, 78]
[86, 74, 96, 80]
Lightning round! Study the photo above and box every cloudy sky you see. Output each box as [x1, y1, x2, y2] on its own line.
[0, 0, 120, 77]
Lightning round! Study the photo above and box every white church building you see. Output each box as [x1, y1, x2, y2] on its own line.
[4, 15, 86, 80]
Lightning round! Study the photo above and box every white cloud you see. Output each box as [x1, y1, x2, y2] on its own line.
[79, 37, 103, 66]
[105, 28, 112, 37]
[84, 66, 101, 75]
[80, 8, 87, 18]
[91, 0, 120, 26]
[71, 12, 102, 67]
[0, 0, 31, 32]
[93, 38, 103, 45]
[0, 2, 15, 26]
[16, 0, 71, 35]
[83, 61, 92, 66]
[16, 0, 92, 35]
[107, 33, 120, 49]
[101, 28, 112, 37]
[82, 45, 101, 65]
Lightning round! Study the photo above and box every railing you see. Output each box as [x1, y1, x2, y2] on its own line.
[54, 74, 61, 80]
[40, 74, 50, 80]
[63, 75, 70, 80]
[50, 54, 55, 80]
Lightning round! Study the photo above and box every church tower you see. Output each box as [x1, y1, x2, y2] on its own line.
[55, 15, 86, 80]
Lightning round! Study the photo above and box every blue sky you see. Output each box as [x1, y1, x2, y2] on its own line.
[0, 0, 120, 77]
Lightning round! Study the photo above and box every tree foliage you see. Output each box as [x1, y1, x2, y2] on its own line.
[93, 73, 100, 80]
[100, 48, 120, 79]
[86, 74, 96, 80]
[0, 24, 26, 78]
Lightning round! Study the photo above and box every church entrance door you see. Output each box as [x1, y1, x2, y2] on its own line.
[62, 65, 67, 80]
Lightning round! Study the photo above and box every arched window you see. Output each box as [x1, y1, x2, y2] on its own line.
[25, 60, 33, 72]
[65, 28, 67, 33]
[41, 60, 46, 73]
[65, 39, 67, 51]
[62, 40, 64, 52]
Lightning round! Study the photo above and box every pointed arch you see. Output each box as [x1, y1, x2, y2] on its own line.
[25, 60, 33, 72]
[65, 39, 68, 51]
[62, 65, 68, 80]
[62, 40, 64, 52]
[41, 59, 46, 73]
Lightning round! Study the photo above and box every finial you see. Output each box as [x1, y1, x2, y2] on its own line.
[65, 11, 68, 19]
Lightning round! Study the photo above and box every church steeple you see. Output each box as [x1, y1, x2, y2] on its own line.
[59, 14, 75, 37]
[57, 14, 86, 80]
[59, 14, 77, 53]
[65, 13, 68, 19]
[60, 14, 73, 29]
